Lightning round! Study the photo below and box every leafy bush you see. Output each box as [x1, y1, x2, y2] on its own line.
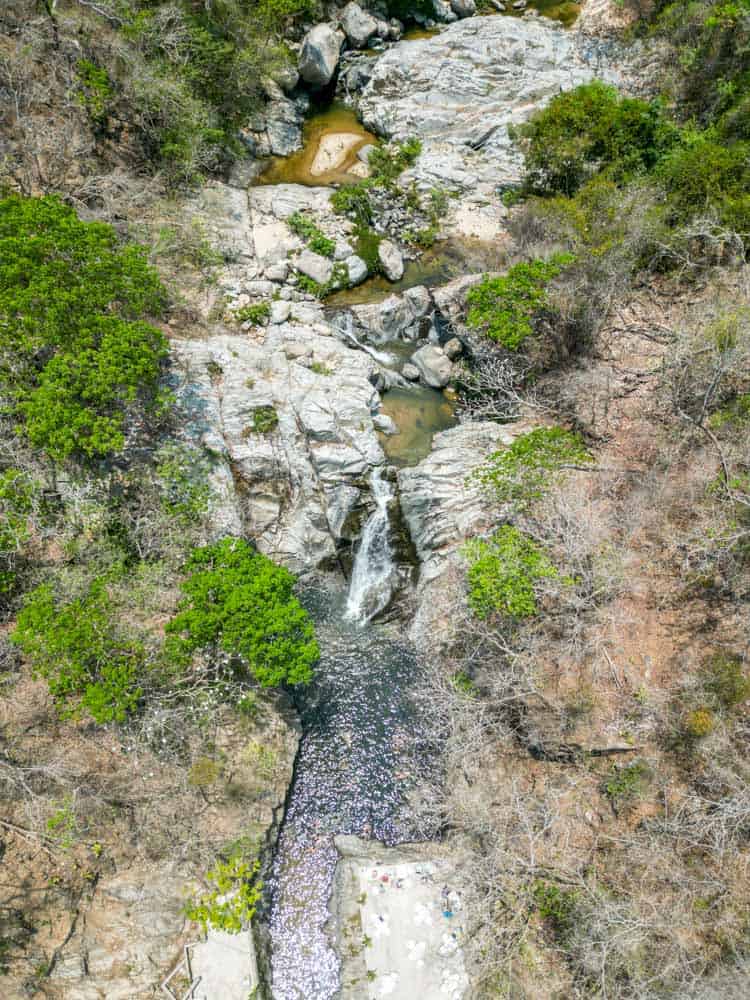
[474, 427, 592, 506]
[235, 302, 271, 325]
[155, 443, 211, 520]
[465, 254, 575, 350]
[603, 759, 651, 813]
[243, 406, 279, 435]
[167, 538, 319, 686]
[75, 58, 113, 125]
[330, 183, 374, 225]
[0, 469, 39, 596]
[700, 651, 750, 708]
[464, 525, 559, 619]
[683, 706, 715, 740]
[288, 211, 335, 258]
[185, 852, 262, 933]
[367, 137, 422, 186]
[533, 881, 579, 938]
[518, 80, 679, 196]
[0, 195, 169, 462]
[11, 580, 144, 723]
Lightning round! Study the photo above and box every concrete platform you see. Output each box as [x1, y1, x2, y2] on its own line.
[333, 836, 469, 1000]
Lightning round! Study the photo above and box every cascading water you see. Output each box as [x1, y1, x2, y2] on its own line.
[345, 466, 396, 624]
[266, 474, 431, 1000]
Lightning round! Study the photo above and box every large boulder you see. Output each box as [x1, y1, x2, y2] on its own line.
[349, 285, 433, 343]
[296, 249, 334, 285]
[299, 24, 344, 87]
[377, 239, 404, 281]
[340, 1, 379, 48]
[411, 344, 453, 388]
[358, 16, 620, 192]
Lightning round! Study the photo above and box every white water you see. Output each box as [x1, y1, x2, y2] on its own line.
[336, 313, 395, 366]
[345, 466, 397, 624]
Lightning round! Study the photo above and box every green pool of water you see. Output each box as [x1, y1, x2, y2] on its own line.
[257, 102, 377, 187]
[496, 0, 581, 27]
[378, 386, 458, 466]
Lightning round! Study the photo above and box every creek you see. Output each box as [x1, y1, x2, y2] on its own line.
[260, 78, 453, 999]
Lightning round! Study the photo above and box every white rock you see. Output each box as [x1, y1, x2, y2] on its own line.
[373, 413, 399, 434]
[270, 300, 292, 324]
[340, 1, 379, 48]
[444, 337, 463, 359]
[265, 260, 289, 282]
[402, 362, 421, 381]
[378, 239, 404, 282]
[411, 344, 453, 388]
[346, 254, 369, 285]
[296, 249, 334, 285]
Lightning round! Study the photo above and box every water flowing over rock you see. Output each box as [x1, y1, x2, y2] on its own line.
[358, 15, 620, 207]
[345, 466, 397, 622]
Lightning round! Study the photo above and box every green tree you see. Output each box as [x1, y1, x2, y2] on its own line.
[464, 525, 559, 619]
[466, 255, 574, 350]
[0, 194, 168, 461]
[11, 580, 144, 723]
[167, 538, 319, 686]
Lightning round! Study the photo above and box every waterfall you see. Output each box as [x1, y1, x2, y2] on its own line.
[336, 313, 395, 366]
[345, 466, 396, 624]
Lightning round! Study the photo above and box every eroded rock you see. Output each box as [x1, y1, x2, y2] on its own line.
[299, 24, 344, 87]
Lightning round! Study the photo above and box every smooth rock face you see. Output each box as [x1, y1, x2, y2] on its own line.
[340, 1, 379, 47]
[411, 344, 453, 388]
[173, 328, 384, 572]
[297, 248, 334, 285]
[358, 16, 619, 191]
[377, 238, 404, 281]
[299, 24, 343, 87]
[310, 132, 363, 176]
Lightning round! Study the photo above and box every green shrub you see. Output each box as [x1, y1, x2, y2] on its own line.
[533, 880, 578, 938]
[463, 525, 559, 619]
[75, 58, 113, 125]
[603, 759, 651, 812]
[330, 183, 374, 224]
[474, 427, 592, 506]
[155, 443, 211, 520]
[701, 652, 750, 708]
[185, 852, 262, 934]
[465, 254, 574, 350]
[287, 211, 335, 258]
[683, 706, 715, 739]
[0, 469, 39, 596]
[11, 580, 144, 723]
[166, 537, 319, 686]
[518, 80, 678, 196]
[368, 137, 422, 186]
[0, 194, 169, 462]
[235, 302, 271, 325]
[243, 406, 279, 435]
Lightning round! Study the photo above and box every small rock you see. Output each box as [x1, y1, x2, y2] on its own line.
[402, 363, 421, 382]
[299, 24, 343, 87]
[334, 239, 354, 261]
[411, 344, 453, 388]
[265, 260, 289, 282]
[450, 0, 476, 15]
[285, 342, 313, 360]
[373, 413, 398, 434]
[513, 0, 527, 8]
[444, 337, 463, 359]
[357, 143, 377, 163]
[340, 1, 379, 48]
[270, 300, 292, 325]
[378, 239, 404, 282]
[245, 279, 276, 298]
[346, 254, 369, 286]
[296, 249, 334, 286]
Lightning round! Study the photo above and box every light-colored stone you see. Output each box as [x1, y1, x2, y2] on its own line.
[411, 344, 453, 388]
[451, 0, 476, 15]
[296, 249, 334, 285]
[340, 1, 379, 48]
[350, 287, 432, 344]
[310, 132, 364, 176]
[373, 412, 398, 434]
[444, 336, 463, 359]
[270, 300, 292, 324]
[264, 260, 289, 282]
[299, 23, 343, 87]
[402, 362, 421, 381]
[378, 238, 404, 282]
[358, 16, 620, 194]
[345, 253, 369, 285]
